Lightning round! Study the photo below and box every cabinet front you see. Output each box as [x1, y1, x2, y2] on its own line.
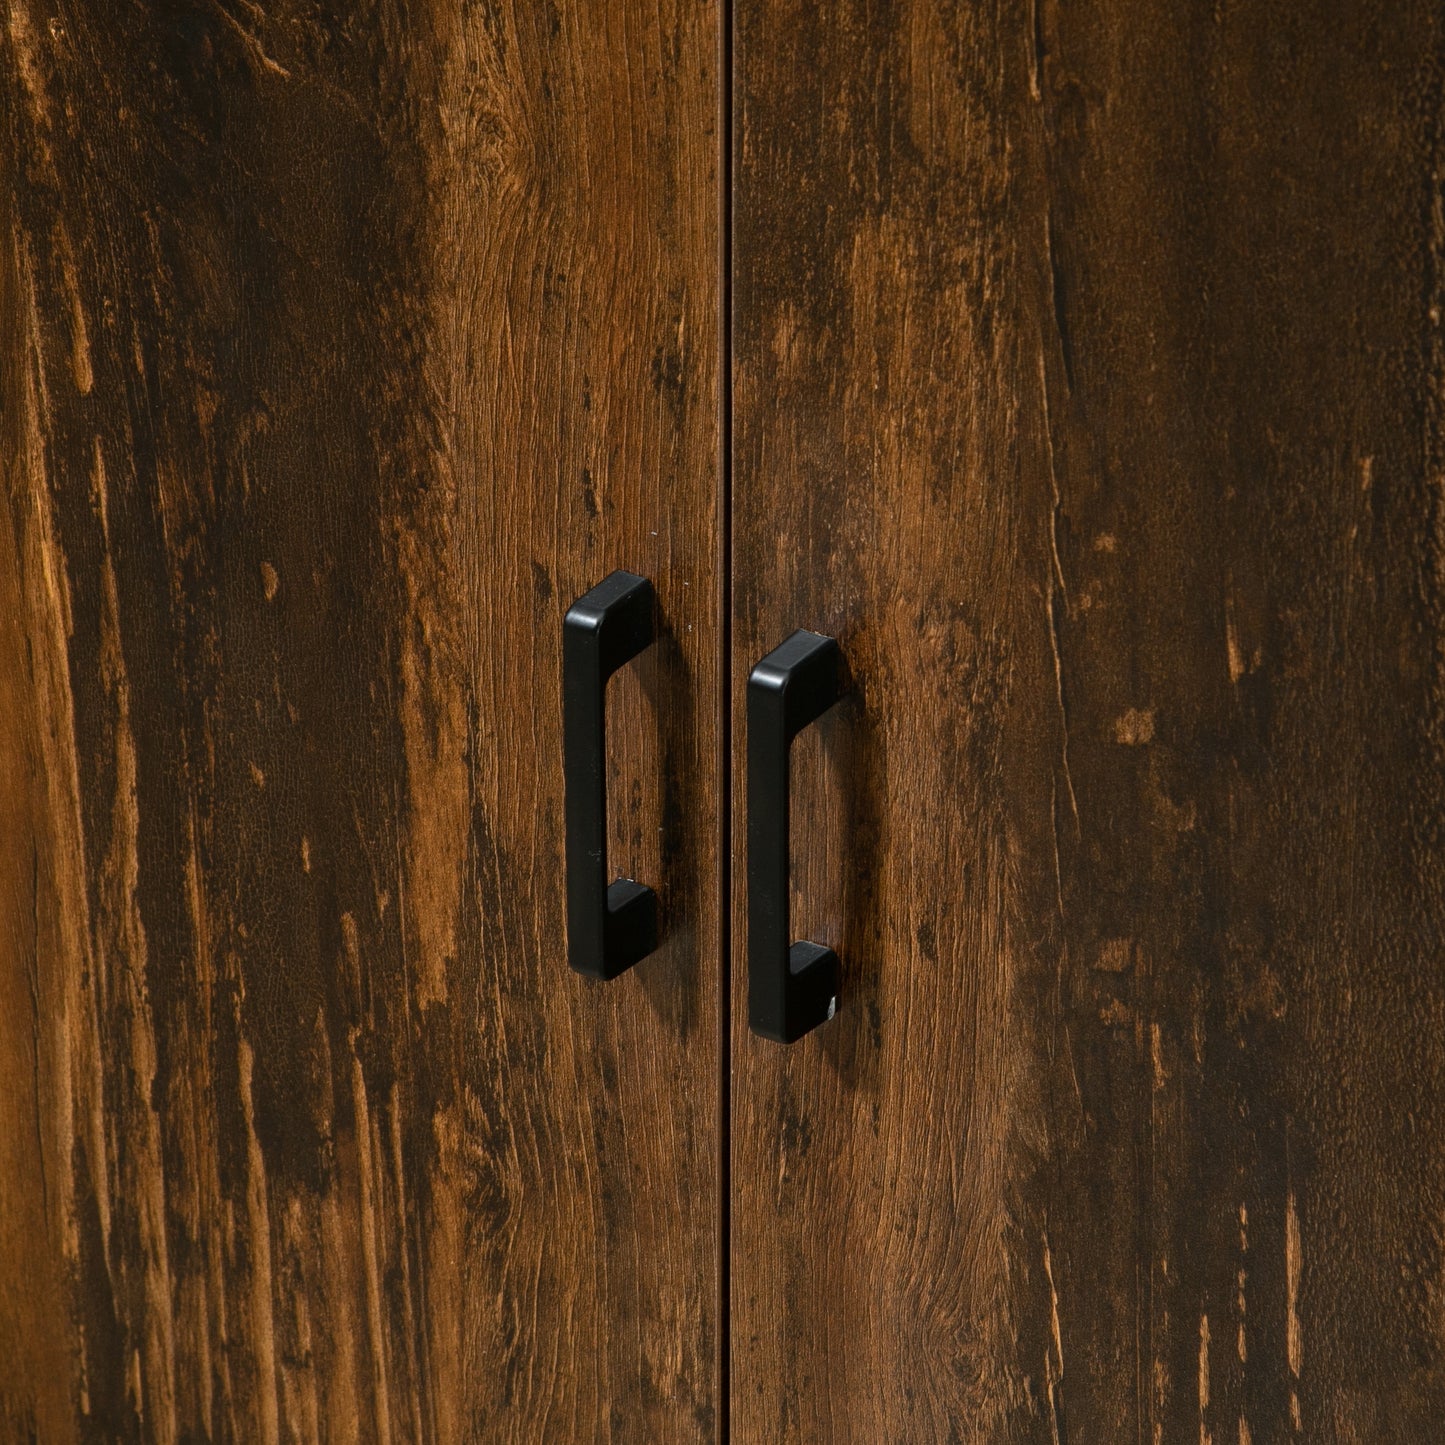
[5, 1, 1445, 1442]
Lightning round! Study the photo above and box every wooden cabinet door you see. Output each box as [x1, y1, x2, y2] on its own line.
[731, 0, 1445, 1438]
[0, 3, 721, 1439]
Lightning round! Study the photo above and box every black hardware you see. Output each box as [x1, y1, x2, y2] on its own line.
[747, 629, 845, 1042]
[563, 570, 659, 979]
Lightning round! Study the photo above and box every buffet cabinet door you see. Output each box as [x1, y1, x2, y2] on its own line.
[730, 0, 1445, 1438]
[0, 3, 722, 1439]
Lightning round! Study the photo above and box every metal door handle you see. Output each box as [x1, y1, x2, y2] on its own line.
[747, 629, 845, 1041]
[563, 570, 659, 979]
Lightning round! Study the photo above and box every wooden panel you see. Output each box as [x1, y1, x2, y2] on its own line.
[0, 1, 720, 1439]
[731, 0, 1445, 1439]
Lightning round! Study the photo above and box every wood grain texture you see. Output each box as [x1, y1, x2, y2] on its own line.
[0, 1, 720, 1440]
[731, 0, 1445, 1439]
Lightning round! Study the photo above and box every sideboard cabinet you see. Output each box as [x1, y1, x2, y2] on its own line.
[3, 1, 1443, 1440]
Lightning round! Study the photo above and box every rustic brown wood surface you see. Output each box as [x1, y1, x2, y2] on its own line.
[731, 0, 1445, 1439]
[0, 1, 721, 1440]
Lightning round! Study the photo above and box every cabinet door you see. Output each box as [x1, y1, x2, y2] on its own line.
[0, 2, 721, 1439]
[731, 0, 1445, 1438]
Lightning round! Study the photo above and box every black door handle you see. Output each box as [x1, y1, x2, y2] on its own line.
[747, 629, 845, 1041]
[563, 570, 659, 979]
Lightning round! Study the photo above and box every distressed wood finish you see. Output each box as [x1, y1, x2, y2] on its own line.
[731, 0, 1445, 1439]
[0, 1, 720, 1440]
